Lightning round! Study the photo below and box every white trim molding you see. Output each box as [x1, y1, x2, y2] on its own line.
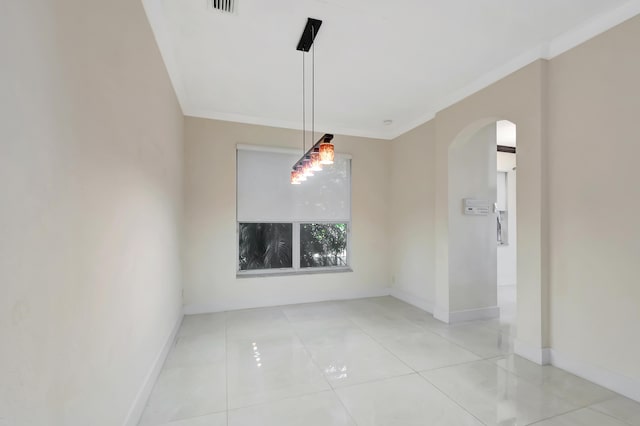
[514, 339, 551, 365]
[184, 287, 391, 315]
[433, 306, 500, 324]
[123, 312, 184, 426]
[389, 288, 435, 314]
[550, 349, 640, 403]
[188, 109, 391, 140]
[546, 0, 640, 58]
[433, 306, 450, 323]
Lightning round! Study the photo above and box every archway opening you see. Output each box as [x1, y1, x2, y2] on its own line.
[496, 120, 517, 330]
[445, 119, 517, 330]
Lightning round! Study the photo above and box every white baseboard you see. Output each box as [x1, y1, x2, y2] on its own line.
[184, 287, 391, 314]
[550, 349, 640, 403]
[389, 288, 435, 314]
[434, 305, 500, 323]
[514, 339, 551, 365]
[123, 312, 184, 426]
[433, 306, 450, 323]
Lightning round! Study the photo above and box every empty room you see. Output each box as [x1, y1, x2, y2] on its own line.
[3, 1, 640, 425]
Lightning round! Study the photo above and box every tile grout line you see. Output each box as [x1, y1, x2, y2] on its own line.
[329, 371, 423, 392]
[417, 357, 495, 374]
[586, 404, 638, 426]
[489, 356, 620, 411]
[320, 301, 469, 424]
[332, 302, 487, 422]
[350, 321, 421, 376]
[143, 315, 228, 425]
[348, 303, 494, 375]
[336, 301, 507, 387]
[357, 302, 506, 425]
[225, 388, 340, 414]
[230, 300, 507, 423]
[223, 312, 344, 413]
[192, 299, 630, 426]
[417, 373, 489, 426]
[419, 358, 603, 426]
[523, 405, 592, 425]
[280, 304, 361, 425]
[218, 299, 629, 426]
[279, 306, 334, 391]
[411, 324, 487, 357]
[365, 300, 516, 361]
[418, 321, 514, 360]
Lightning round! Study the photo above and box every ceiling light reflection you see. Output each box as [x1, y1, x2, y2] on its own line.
[324, 363, 348, 380]
[252, 342, 263, 368]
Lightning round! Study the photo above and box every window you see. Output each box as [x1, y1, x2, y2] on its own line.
[236, 145, 351, 275]
[300, 223, 348, 268]
[239, 223, 293, 271]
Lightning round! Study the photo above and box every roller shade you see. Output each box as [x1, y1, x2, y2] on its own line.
[237, 146, 351, 222]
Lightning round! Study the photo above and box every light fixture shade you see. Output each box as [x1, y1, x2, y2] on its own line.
[319, 142, 335, 165]
[290, 170, 301, 184]
[310, 151, 323, 171]
[296, 165, 307, 181]
[302, 158, 314, 176]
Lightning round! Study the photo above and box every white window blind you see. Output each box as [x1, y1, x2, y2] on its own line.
[237, 146, 351, 223]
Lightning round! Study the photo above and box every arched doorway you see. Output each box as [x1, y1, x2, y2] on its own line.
[496, 120, 517, 330]
[433, 114, 547, 364]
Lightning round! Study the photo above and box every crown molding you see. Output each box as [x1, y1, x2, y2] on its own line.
[142, 0, 188, 114]
[546, 0, 640, 58]
[183, 108, 393, 140]
[145, 0, 640, 141]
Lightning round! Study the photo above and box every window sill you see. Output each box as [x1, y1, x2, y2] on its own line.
[236, 267, 353, 279]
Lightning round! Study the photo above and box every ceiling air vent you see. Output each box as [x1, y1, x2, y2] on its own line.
[209, 0, 235, 14]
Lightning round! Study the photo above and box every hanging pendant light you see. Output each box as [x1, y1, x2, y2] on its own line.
[319, 137, 335, 165]
[310, 149, 323, 171]
[296, 164, 307, 181]
[302, 157, 314, 177]
[290, 18, 335, 184]
[290, 170, 301, 184]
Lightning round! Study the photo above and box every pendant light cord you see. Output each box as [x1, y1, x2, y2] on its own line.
[302, 51, 305, 156]
[300, 25, 316, 160]
[312, 26, 315, 145]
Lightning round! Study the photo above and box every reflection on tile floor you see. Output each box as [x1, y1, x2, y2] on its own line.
[139, 296, 640, 425]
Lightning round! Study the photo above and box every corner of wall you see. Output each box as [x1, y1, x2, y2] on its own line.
[549, 350, 640, 403]
[123, 311, 184, 426]
[514, 339, 551, 365]
[389, 287, 435, 314]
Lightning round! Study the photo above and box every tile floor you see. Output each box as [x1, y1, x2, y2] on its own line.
[138, 295, 640, 426]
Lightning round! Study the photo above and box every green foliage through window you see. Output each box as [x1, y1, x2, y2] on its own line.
[239, 223, 292, 270]
[300, 223, 347, 268]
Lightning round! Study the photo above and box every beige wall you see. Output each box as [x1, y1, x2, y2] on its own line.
[448, 124, 497, 312]
[0, 1, 184, 425]
[389, 60, 548, 347]
[434, 60, 547, 341]
[389, 122, 437, 309]
[183, 117, 390, 313]
[547, 15, 640, 387]
[389, 14, 640, 397]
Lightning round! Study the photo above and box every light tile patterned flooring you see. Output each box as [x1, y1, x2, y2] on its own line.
[139, 295, 640, 426]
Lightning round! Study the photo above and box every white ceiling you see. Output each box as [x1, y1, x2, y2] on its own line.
[143, 0, 640, 139]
